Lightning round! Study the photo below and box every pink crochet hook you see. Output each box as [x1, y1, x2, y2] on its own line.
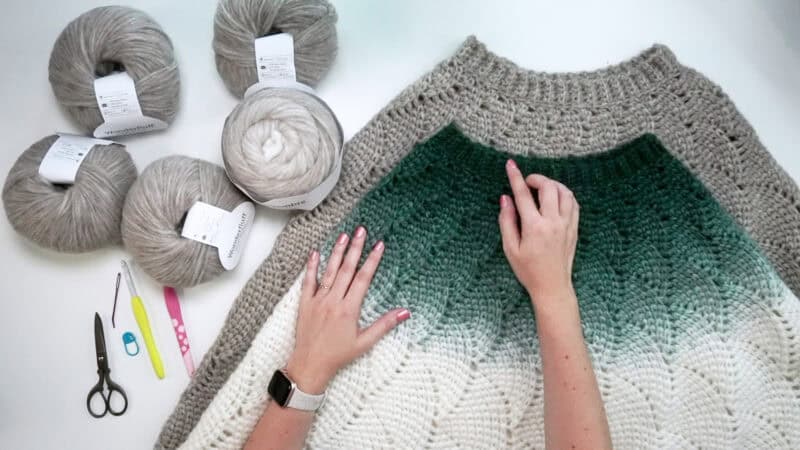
[163, 287, 195, 377]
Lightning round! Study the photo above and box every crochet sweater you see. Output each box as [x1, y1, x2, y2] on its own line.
[179, 128, 800, 448]
[157, 37, 800, 448]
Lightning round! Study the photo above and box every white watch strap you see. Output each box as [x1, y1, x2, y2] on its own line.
[286, 384, 326, 411]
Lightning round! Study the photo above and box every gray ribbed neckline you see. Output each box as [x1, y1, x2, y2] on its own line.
[445, 36, 681, 105]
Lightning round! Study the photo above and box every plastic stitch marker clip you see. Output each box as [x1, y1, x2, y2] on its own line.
[122, 332, 140, 356]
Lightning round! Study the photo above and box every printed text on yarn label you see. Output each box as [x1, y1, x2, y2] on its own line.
[93, 72, 168, 138]
[181, 201, 255, 270]
[38, 134, 115, 184]
[254, 33, 297, 85]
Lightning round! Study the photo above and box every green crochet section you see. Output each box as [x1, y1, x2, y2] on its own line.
[321, 125, 781, 359]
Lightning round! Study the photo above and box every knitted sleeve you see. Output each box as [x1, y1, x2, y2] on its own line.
[662, 68, 800, 294]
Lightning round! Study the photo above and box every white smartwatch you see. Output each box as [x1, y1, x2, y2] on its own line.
[268, 369, 326, 411]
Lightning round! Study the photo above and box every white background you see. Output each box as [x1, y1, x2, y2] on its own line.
[1, 1, 798, 448]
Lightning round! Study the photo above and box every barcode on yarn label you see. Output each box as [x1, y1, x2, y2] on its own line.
[254, 33, 297, 84]
[38, 133, 115, 184]
[93, 72, 168, 138]
[181, 201, 255, 270]
[94, 72, 143, 120]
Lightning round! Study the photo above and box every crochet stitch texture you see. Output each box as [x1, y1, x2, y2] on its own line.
[157, 37, 800, 448]
[181, 128, 800, 448]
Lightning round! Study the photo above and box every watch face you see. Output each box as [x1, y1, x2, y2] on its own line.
[268, 370, 292, 406]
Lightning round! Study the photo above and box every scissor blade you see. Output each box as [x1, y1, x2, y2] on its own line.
[94, 313, 107, 357]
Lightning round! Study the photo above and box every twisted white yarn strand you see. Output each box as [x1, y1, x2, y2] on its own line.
[222, 88, 341, 203]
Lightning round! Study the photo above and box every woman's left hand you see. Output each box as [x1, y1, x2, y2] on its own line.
[285, 225, 411, 394]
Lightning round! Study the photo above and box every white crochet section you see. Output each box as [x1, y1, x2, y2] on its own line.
[178, 273, 304, 450]
[181, 272, 800, 449]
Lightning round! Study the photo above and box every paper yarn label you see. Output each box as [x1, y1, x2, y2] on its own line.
[38, 133, 115, 184]
[243, 78, 316, 99]
[254, 33, 297, 85]
[180, 201, 255, 270]
[93, 72, 168, 138]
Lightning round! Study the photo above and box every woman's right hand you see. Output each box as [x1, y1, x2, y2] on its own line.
[498, 160, 580, 309]
[498, 161, 612, 450]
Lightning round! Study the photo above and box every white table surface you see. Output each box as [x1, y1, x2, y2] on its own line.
[1, 0, 798, 448]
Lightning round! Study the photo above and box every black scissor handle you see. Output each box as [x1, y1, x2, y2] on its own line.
[86, 379, 109, 418]
[105, 377, 128, 416]
[86, 375, 128, 418]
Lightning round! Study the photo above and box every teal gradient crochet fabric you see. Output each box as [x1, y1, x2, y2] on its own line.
[180, 126, 800, 449]
[159, 40, 800, 449]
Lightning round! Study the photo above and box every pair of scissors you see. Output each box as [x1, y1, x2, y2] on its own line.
[87, 313, 128, 418]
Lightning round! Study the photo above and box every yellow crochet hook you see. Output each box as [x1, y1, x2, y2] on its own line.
[121, 260, 165, 379]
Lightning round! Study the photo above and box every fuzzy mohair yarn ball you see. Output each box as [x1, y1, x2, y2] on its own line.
[48, 6, 180, 133]
[2, 135, 137, 253]
[222, 87, 342, 204]
[121, 156, 249, 288]
[213, 0, 338, 97]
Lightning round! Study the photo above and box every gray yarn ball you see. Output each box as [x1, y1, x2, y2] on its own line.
[48, 6, 180, 133]
[222, 87, 341, 204]
[2, 135, 137, 253]
[213, 0, 338, 97]
[121, 156, 249, 287]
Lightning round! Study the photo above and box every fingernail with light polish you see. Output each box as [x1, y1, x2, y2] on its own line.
[506, 159, 517, 170]
[397, 309, 411, 322]
[337, 233, 348, 245]
[500, 195, 508, 208]
[355, 226, 366, 238]
[373, 240, 384, 251]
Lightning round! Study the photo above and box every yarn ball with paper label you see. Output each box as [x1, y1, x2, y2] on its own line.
[213, 0, 337, 97]
[48, 6, 180, 133]
[121, 156, 249, 288]
[2, 135, 137, 253]
[222, 87, 342, 207]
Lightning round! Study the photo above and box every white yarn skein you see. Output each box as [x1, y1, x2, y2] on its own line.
[222, 88, 341, 204]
